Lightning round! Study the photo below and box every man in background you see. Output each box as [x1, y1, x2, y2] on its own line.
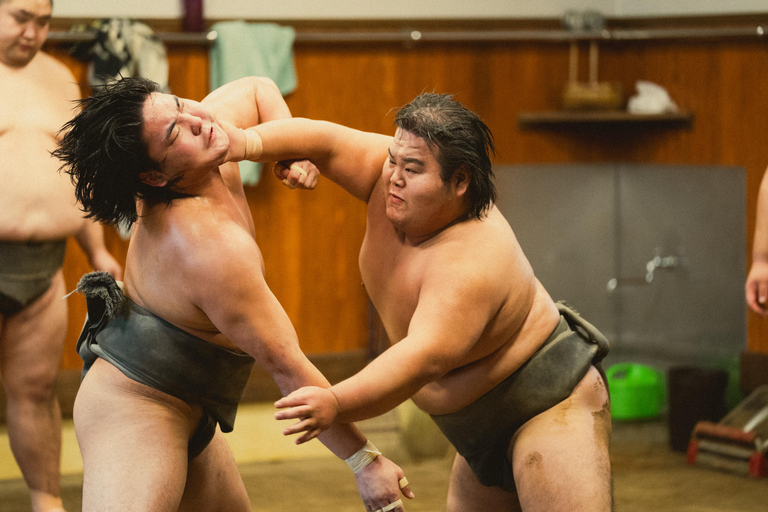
[746, 165, 768, 315]
[0, 1, 122, 510]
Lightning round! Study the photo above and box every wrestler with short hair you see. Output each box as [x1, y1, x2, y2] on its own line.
[233, 93, 613, 512]
[0, 1, 121, 510]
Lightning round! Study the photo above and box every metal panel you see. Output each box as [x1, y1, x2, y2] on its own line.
[494, 163, 746, 370]
[494, 164, 617, 336]
[615, 164, 746, 367]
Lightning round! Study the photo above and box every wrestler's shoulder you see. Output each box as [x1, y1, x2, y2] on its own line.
[422, 219, 521, 297]
[31, 52, 77, 81]
[162, 228, 261, 295]
[157, 202, 255, 257]
[432, 212, 513, 261]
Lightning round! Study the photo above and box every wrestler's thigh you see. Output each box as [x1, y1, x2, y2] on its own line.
[0, 272, 67, 387]
[179, 430, 251, 512]
[446, 453, 521, 512]
[75, 359, 201, 512]
[509, 365, 612, 512]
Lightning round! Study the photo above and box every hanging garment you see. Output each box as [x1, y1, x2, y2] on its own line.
[71, 18, 170, 93]
[209, 21, 298, 185]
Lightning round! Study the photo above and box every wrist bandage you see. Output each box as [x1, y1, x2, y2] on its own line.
[345, 440, 381, 473]
[377, 499, 403, 512]
[243, 129, 263, 161]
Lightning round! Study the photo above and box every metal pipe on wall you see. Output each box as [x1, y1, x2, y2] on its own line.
[45, 24, 768, 46]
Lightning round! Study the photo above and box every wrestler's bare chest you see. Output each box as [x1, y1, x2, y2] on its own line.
[0, 57, 90, 238]
[0, 60, 71, 139]
[360, 228, 423, 342]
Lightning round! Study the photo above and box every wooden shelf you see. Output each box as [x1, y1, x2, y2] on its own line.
[517, 110, 694, 130]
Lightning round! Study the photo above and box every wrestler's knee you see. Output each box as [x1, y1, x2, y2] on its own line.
[1, 363, 58, 403]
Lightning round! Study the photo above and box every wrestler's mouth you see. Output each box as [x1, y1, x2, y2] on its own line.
[388, 192, 404, 204]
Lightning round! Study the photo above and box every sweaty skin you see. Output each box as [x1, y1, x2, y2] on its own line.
[237, 116, 612, 511]
[71, 78, 412, 512]
[248, 121, 563, 417]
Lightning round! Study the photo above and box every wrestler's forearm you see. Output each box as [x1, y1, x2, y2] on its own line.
[753, 166, 768, 261]
[316, 422, 368, 459]
[264, 349, 371, 458]
[247, 118, 388, 202]
[244, 118, 334, 164]
[73, 221, 123, 279]
[73, 219, 107, 259]
[331, 340, 442, 423]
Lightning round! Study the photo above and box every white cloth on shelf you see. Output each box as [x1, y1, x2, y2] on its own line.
[627, 80, 679, 114]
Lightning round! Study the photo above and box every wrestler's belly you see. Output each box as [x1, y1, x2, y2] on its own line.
[411, 292, 560, 415]
[0, 132, 87, 240]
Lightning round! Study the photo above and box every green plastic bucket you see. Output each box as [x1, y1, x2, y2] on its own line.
[607, 363, 664, 420]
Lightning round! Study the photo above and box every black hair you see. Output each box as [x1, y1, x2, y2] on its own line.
[394, 93, 496, 219]
[53, 77, 187, 227]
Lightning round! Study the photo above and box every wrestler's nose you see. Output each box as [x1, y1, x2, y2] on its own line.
[183, 114, 203, 136]
[389, 166, 405, 187]
[21, 22, 39, 40]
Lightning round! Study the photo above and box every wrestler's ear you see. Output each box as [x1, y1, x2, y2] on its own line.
[452, 166, 470, 198]
[138, 170, 168, 188]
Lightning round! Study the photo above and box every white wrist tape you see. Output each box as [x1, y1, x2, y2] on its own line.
[345, 440, 381, 473]
[243, 129, 263, 161]
[378, 499, 403, 512]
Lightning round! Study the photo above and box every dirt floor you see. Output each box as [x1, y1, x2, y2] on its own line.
[1, 420, 766, 511]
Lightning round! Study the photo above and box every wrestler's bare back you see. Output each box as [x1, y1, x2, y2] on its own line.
[0, 50, 87, 240]
[360, 176, 560, 415]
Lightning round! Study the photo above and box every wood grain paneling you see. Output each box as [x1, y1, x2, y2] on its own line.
[43, 26, 768, 378]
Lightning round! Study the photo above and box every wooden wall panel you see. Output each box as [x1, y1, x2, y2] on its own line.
[45, 30, 768, 375]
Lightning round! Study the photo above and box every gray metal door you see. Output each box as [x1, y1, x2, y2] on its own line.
[494, 163, 746, 370]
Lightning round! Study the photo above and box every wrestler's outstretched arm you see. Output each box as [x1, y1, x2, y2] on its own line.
[275, 259, 500, 443]
[184, 223, 413, 510]
[223, 117, 391, 201]
[204, 76, 322, 186]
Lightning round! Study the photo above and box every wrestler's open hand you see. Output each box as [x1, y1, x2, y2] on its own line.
[355, 455, 415, 512]
[746, 259, 768, 315]
[274, 386, 338, 443]
[273, 159, 320, 190]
